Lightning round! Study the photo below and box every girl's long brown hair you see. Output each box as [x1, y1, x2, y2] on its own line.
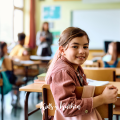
[45, 27, 89, 82]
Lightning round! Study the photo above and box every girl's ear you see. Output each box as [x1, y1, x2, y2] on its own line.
[59, 46, 65, 55]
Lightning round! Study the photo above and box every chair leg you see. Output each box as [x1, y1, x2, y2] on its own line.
[14, 89, 19, 116]
[116, 115, 119, 120]
[1, 86, 4, 120]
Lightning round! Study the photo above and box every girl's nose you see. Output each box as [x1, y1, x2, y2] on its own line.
[79, 48, 85, 54]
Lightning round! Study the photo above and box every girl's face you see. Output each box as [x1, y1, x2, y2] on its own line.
[59, 36, 89, 70]
[3, 45, 7, 55]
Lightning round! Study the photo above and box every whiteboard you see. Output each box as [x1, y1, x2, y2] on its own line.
[72, 9, 120, 49]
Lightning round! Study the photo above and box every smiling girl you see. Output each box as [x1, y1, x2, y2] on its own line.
[44, 27, 118, 119]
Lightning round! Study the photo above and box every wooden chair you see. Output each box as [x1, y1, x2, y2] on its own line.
[83, 68, 120, 120]
[36, 84, 113, 120]
[83, 68, 116, 81]
[3, 57, 24, 116]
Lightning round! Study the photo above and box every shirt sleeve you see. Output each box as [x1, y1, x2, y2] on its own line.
[17, 47, 26, 56]
[49, 70, 93, 117]
[9, 45, 19, 57]
[36, 31, 41, 46]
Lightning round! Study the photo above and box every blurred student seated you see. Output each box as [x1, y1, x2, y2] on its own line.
[0, 42, 25, 88]
[102, 42, 120, 68]
[9, 33, 29, 57]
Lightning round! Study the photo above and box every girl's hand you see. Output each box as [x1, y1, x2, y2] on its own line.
[101, 85, 118, 104]
[40, 36, 46, 42]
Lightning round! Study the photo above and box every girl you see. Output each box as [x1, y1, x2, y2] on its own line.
[102, 42, 120, 68]
[36, 22, 53, 56]
[45, 27, 118, 119]
[0, 41, 25, 86]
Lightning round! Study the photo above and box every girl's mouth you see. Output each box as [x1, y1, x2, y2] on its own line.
[76, 56, 85, 60]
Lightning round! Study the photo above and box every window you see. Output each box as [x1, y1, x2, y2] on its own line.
[0, 0, 24, 43]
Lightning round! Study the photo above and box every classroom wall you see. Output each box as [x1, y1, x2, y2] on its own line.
[24, 0, 30, 35]
[35, 0, 120, 33]
[24, 0, 120, 58]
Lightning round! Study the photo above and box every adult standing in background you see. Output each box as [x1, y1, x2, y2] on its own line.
[36, 22, 53, 56]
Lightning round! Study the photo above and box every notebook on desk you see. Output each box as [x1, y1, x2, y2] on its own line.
[34, 79, 45, 84]
[87, 78, 109, 86]
[37, 73, 46, 80]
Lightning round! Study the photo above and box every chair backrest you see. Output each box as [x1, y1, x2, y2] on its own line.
[97, 60, 104, 67]
[83, 68, 115, 81]
[42, 84, 113, 120]
[0, 78, 3, 86]
[117, 61, 120, 67]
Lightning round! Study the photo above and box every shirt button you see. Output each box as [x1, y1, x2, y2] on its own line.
[85, 110, 88, 114]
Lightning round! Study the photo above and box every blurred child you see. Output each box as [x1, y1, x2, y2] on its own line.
[0, 41, 25, 107]
[102, 42, 120, 67]
[0, 41, 25, 86]
[10, 33, 29, 57]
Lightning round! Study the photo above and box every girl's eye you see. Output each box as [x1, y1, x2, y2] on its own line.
[72, 46, 78, 48]
[84, 46, 88, 49]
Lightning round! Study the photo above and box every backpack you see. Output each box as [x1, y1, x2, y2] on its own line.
[0, 57, 12, 95]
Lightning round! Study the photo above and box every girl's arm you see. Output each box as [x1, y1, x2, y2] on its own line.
[3, 57, 12, 71]
[36, 31, 41, 46]
[49, 70, 93, 117]
[49, 70, 118, 117]
[93, 85, 118, 108]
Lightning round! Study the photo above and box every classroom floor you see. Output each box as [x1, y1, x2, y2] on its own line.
[0, 89, 119, 120]
[0, 67, 47, 120]
[0, 86, 43, 120]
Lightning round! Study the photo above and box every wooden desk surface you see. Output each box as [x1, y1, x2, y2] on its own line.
[83, 67, 120, 76]
[14, 60, 41, 67]
[19, 83, 45, 92]
[19, 82, 120, 96]
[30, 55, 53, 61]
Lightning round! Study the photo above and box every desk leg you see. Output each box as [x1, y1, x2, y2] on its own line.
[24, 92, 30, 120]
[25, 66, 28, 84]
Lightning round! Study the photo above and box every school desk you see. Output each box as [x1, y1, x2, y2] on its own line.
[19, 82, 45, 120]
[0, 70, 4, 120]
[83, 67, 120, 77]
[19, 81, 120, 120]
[13, 60, 41, 83]
[30, 55, 53, 71]
[30, 55, 53, 61]
[83, 60, 99, 67]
